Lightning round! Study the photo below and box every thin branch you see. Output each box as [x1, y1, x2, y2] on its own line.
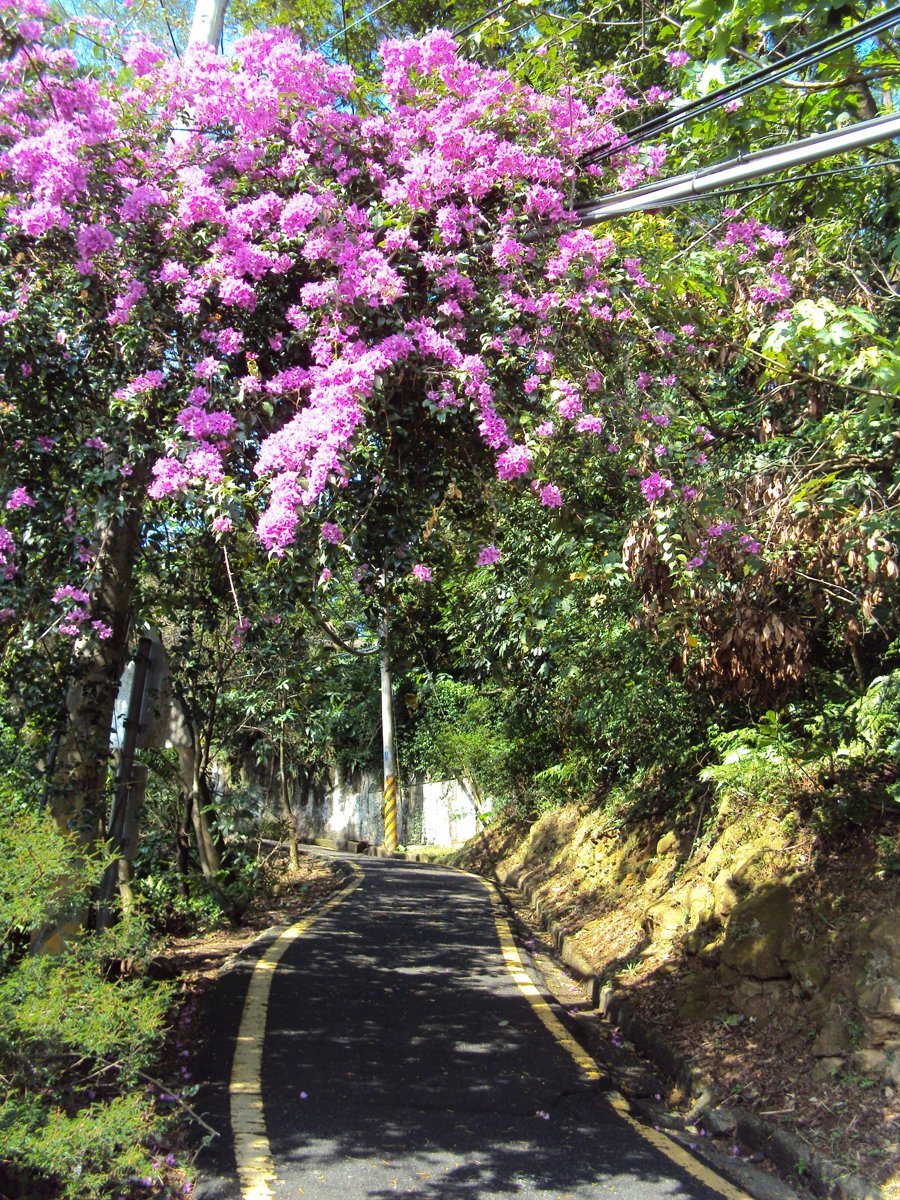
[295, 595, 378, 657]
[129, 1063, 220, 1138]
[221, 544, 243, 627]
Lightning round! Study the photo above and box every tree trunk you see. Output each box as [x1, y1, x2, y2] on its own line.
[177, 789, 193, 897]
[50, 463, 148, 845]
[849, 638, 867, 693]
[37, 467, 148, 948]
[848, 70, 879, 121]
[176, 741, 236, 919]
[178, 743, 223, 879]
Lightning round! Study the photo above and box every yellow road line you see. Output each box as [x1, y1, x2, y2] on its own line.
[476, 876, 754, 1200]
[481, 881, 603, 1082]
[229, 863, 363, 1200]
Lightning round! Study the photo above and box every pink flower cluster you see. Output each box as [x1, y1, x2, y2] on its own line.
[0, 3, 797, 594]
[640, 472, 674, 503]
[0, 525, 18, 582]
[5, 487, 35, 510]
[49, 584, 111, 639]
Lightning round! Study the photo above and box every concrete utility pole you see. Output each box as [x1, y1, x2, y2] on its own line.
[187, 0, 228, 50]
[577, 110, 900, 223]
[380, 606, 399, 851]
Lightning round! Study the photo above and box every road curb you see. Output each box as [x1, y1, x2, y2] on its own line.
[496, 864, 886, 1200]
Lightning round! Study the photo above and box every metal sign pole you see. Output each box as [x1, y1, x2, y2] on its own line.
[96, 636, 153, 930]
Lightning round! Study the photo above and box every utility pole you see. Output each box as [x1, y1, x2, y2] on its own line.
[187, 0, 228, 50]
[380, 604, 399, 851]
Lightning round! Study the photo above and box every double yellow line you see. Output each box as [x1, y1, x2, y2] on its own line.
[476, 874, 754, 1200]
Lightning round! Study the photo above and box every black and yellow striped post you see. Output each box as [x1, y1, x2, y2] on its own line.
[383, 773, 398, 852]
[380, 605, 399, 851]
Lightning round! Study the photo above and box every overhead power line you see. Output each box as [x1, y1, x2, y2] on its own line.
[453, 0, 518, 40]
[316, 0, 521, 56]
[685, 152, 900, 204]
[575, 109, 900, 223]
[316, 0, 401, 53]
[581, 2, 900, 166]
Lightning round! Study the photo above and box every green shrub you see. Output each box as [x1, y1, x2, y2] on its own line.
[133, 868, 225, 933]
[854, 669, 900, 757]
[400, 677, 517, 810]
[700, 710, 817, 802]
[0, 791, 171, 1199]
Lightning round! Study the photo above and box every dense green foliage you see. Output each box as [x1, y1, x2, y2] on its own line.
[1, 0, 899, 1189]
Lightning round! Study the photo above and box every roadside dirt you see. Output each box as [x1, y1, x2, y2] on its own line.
[161, 852, 346, 983]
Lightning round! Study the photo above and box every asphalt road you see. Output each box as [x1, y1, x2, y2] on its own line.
[195, 855, 747, 1200]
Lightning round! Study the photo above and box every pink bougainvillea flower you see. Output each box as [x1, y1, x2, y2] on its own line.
[476, 543, 500, 566]
[52, 585, 90, 604]
[640, 472, 673, 503]
[496, 445, 532, 481]
[5, 488, 35, 510]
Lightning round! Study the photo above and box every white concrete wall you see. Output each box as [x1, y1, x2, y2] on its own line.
[295, 769, 486, 846]
[112, 637, 484, 848]
[408, 778, 484, 845]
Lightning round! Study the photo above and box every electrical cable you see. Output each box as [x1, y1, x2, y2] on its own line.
[453, 0, 519, 40]
[316, 0, 579, 60]
[689, 152, 900, 200]
[575, 154, 900, 225]
[157, 0, 182, 58]
[575, 109, 900, 223]
[316, 0, 401, 53]
[456, 0, 651, 38]
[589, 5, 900, 161]
[581, 2, 900, 165]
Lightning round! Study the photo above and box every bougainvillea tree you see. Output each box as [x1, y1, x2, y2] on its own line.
[0, 0, 807, 828]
